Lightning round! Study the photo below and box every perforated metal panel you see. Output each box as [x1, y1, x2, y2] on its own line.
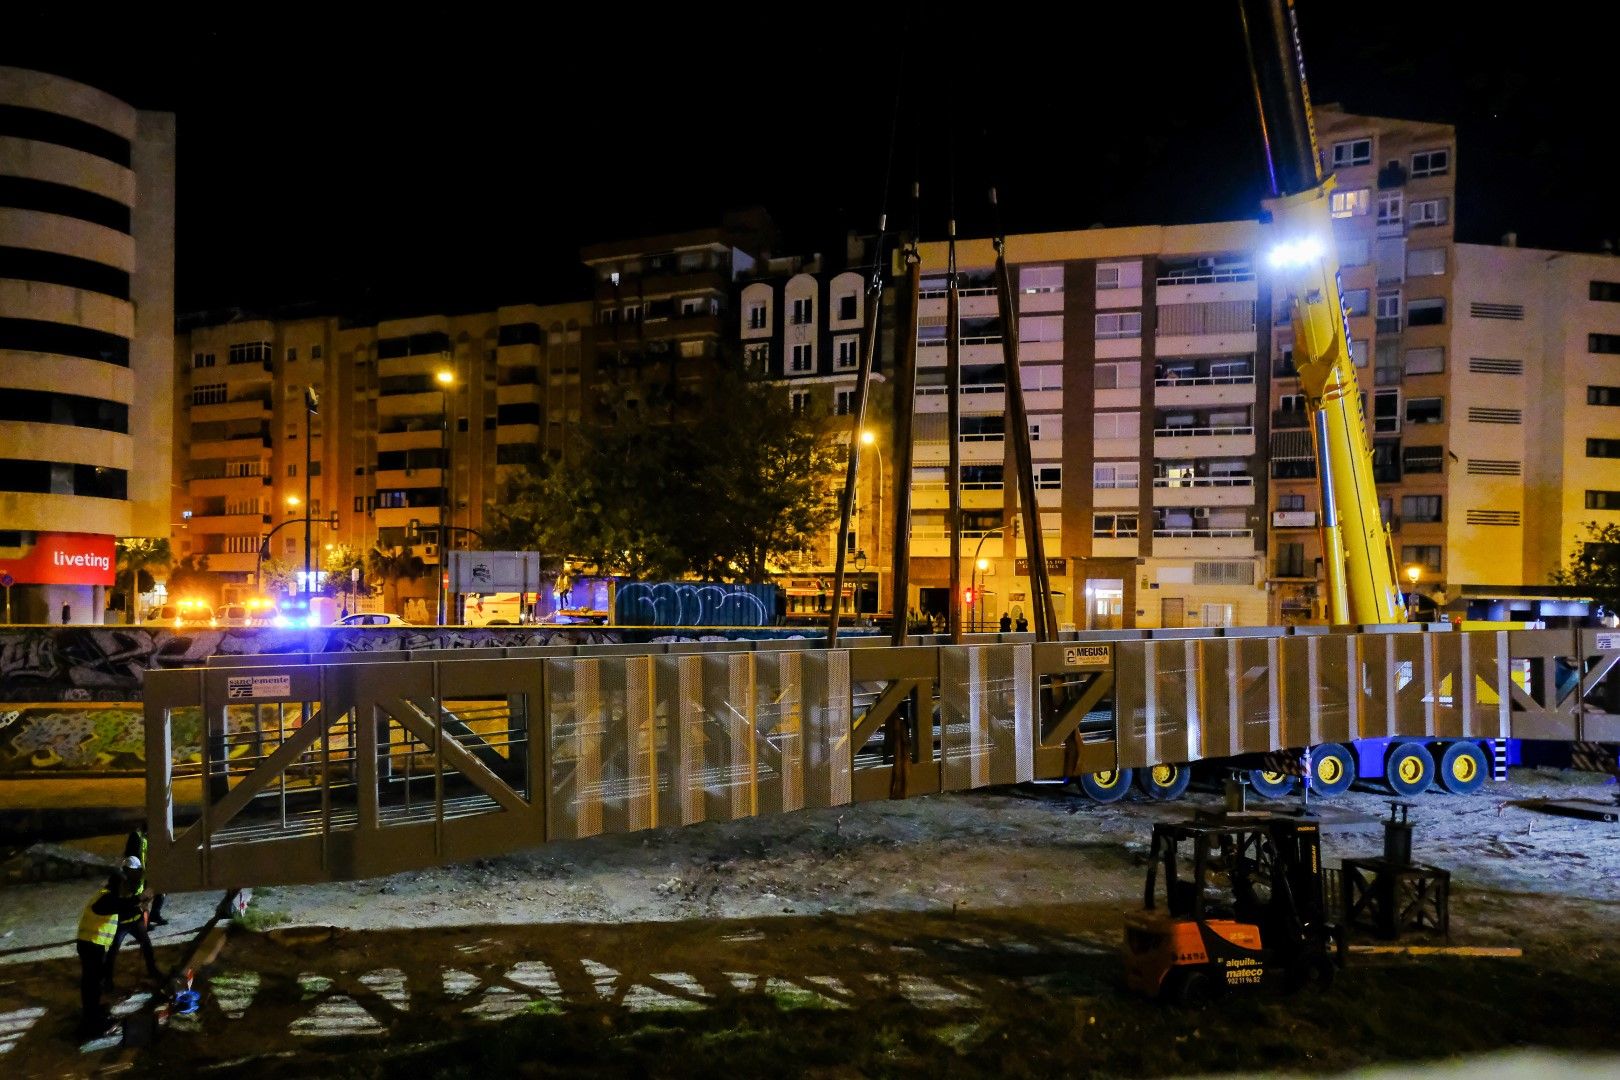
[754, 651, 805, 815]
[940, 646, 1033, 789]
[802, 649, 852, 808]
[545, 657, 657, 841]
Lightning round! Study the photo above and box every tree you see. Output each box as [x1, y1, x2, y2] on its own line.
[322, 543, 368, 602]
[367, 545, 425, 613]
[485, 369, 838, 582]
[260, 557, 298, 597]
[115, 537, 172, 622]
[1552, 521, 1620, 617]
[165, 554, 215, 607]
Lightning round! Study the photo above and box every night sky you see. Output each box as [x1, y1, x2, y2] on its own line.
[4, 5, 1612, 317]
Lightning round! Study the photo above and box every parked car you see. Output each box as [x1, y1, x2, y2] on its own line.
[149, 599, 215, 628]
[336, 612, 410, 627]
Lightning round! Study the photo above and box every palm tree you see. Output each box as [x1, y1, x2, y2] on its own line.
[366, 545, 424, 614]
[116, 537, 172, 623]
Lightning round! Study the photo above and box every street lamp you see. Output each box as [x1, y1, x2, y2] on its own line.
[975, 557, 990, 632]
[303, 386, 319, 600]
[436, 367, 455, 625]
[1406, 565, 1421, 621]
[860, 429, 885, 618]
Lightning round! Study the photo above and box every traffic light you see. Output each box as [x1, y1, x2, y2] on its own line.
[963, 587, 975, 607]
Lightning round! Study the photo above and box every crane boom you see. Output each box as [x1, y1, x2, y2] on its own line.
[1240, 0, 1406, 625]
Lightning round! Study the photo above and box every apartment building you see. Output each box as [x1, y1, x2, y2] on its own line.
[172, 302, 591, 619]
[912, 223, 1271, 631]
[0, 67, 174, 622]
[739, 235, 893, 616]
[1450, 242, 1620, 593]
[1267, 107, 1458, 621]
[580, 209, 775, 417]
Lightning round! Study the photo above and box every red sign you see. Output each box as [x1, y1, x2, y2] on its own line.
[0, 532, 116, 586]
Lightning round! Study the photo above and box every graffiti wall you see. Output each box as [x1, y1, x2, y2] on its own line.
[614, 583, 779, 627]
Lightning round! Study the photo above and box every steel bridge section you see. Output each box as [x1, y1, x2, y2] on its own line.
[143, 625, 1619, 892]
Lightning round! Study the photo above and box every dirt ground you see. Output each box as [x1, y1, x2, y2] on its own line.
[2, 768, 1618, 1078]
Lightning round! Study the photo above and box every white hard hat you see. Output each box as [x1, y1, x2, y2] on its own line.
[121, 855, 142, 872]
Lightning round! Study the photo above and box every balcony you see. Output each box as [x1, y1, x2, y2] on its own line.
[1153, 478, 1255, 507]
[912, 383, 1006, 414]
[1271, 409, 1311, 429]
[376, 427, 443, 451]
[497, 423, 541, 445]
[497, 383, 542, 406]
[1154, 379, 1255, 408]
[1153, 276, 1258, 306]
[190, 398, 271, 423]
[190, 436, 269, 461]
[377, 390, 448, 417]
[376, 505, 442, 530]
[1093, 485, 1139, 509]
[187, 512, 269, 534]
[375, 468, 444, 490]
[916, 337, 1005, 367]
[192, 552, 258, 574]
[917, 288, 999, 319]
[1271, 510, 1319, 528]
[189, 474, 265, 498]
[911, 483, 1005, 511]
[220, 360, 272, 382]
[1153, 427, 1256, 458]
[1092, 537, 1140, 558]
[1151, 530, 1255, 558]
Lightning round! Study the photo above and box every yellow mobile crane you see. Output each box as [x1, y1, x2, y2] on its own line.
[1242, 0, 1405, 628]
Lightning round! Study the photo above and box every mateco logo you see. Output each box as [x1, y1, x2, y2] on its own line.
[1063, 645, 1111, 667]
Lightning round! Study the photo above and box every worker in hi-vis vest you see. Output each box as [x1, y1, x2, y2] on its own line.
[76, 858, 145, 1038]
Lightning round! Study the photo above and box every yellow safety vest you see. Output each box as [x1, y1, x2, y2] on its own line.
[78, 889, 117, 948]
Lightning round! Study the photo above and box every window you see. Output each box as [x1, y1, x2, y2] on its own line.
[1277, 493, 1305, 511]
[835, 390, 856, 416]
[1093, 462, 1139, 489]
[1588, 438, 1620, 459]
[228, 341, 271, 365]
[789, 391, 810, 415]
[1093, 513, 1139, 538]
[1591, 281, 1620, 303]
[1338, 238, 1370, 267]
[192, 352, 216, 368]
[287, 464, 297, 477]
[623, 303, 642, 323]
[1590, 386, 1620, 406]
[1587, 490, 1620, 510]
[679, 297, 707, 316]
[1405, 347, 1444, 375]
[1095, 362, 1141, 389]
[1373, 388, 1401, 434]
[1194, 562, 1255, 586]
[191, 383, 226, 405]
[309, 461, 322, 477]
[1020, 315, 1064, 342]
[1022, 265, 1065, 293]
[1402, 495, 1442, 522]
[790, 343, 813, 372]
[286, 347, 297, 363]
[1095, 312, 1142, 339]
[744, 342, 770, 370]
[1410, 198, 1448, 226]
[1276, 542, 1307, 578]
[1376, 290, 1401, 322]
[1331, 188, 1370, 218]
[1407, 248, 1445, 277]
[791, 297, 813, 324]
[1028, 420, 1043, 441]
[1468, 406, 1522, 424]
[1468, 458, 1521, 476]
[1331, 138, 1372, 168]
[838, 294, 858, 320]
[1351, 339, 1369, 367]
[1407, 298, 1446, 326]
[1094, 412, 1139, 439]
[1410, 149, 1449, 178]
[1402, 545, 1443, 573]
[1036, 465, 1062, 490]
[311, 345, 322, 360]
[1590, 333, 1620, 355]
[836, 338, 858, 368]
[1343, 289, 1370, 317]
[1376, 192, 1402, 225]
[1470, 357, 1523, 375]
[1403, 446, 1444, 474]
[747, 303, 766, 329]
[1404, 398, 1443, 425]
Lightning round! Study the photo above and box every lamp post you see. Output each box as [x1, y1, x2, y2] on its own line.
[970, 526, 1006, 634]
[436, 366, 454, 625]
[860, 429, 885, 618]
[975, 557, 990, 633]
[303, 386, 319, 599]
[1406, 564, 1421, 621]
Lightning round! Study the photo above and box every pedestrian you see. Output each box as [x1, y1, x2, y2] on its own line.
[61, 603, 72, 625]
[124, 822, 166, 927]
[998, 612, 1012, 633]
[104, 856, 163, 994]
[77, 859, 144, 1039]
[1014, 610, 1029, 633]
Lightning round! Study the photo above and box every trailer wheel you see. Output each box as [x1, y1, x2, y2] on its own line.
[1438, 741, 1487, 795]
[1248, 768, 1298, 799]
[1136, 763, 1192, 801]
[1308, 743, 1356, 797]
[1385, 742, 1435, 797]
[1079, 768, 1135, 803]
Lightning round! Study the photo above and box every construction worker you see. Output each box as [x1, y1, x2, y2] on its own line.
[123, 822, 166, 926]
[77, 859, 143, 1039]
[104, 854, 163, 992]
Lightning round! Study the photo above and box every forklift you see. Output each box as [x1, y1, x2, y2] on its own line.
[1123, 814, 1344, 1004]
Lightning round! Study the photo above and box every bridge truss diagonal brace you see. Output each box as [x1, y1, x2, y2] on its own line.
[379, 696, 533, 816]
[1041, 672, 1113, 747]
[851, 678, 927, 751]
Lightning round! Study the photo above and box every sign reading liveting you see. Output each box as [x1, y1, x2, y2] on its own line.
[0, 532, 116, 586]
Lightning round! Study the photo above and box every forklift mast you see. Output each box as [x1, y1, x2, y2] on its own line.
[1238, 0, 1406, 626]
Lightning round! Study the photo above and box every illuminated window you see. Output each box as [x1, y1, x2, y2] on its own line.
[1330, 188, 1369, 218]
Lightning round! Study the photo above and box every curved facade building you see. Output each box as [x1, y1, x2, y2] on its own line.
[0, 67, 173, 623]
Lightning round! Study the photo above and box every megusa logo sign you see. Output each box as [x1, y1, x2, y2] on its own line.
[0, 532, 117, 585]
